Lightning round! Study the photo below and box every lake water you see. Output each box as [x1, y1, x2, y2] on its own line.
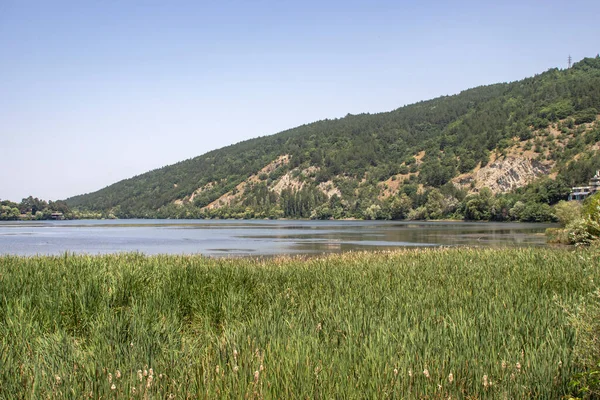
[0, 219, 557, 257]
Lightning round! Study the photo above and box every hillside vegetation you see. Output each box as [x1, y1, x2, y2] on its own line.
[1, 248, 599, 398]
[65, 57, 600, 220]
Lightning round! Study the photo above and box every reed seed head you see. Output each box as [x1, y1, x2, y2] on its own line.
[448, 372, 454, 383]
[115, 370, 121, 379]
[111, 383, 116, 391]
[254, 370, 260, 382]
[423, 369, 430, 379]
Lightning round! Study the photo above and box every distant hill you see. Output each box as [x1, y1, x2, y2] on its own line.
[66, 57, 600, 220]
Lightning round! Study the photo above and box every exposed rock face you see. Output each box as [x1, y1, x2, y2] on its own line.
[473, 157, 552, 193]
[318, 181, 342, 198]
[271, 172, 304, 194]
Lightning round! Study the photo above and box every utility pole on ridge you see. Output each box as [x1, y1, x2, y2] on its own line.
[568, 55, 572, 69]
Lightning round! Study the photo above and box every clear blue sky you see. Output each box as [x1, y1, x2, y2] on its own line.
[1, 0, 599, 202]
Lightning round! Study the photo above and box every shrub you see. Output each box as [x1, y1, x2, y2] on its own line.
[566, 219, 596, 246]
[407, 205, 427, 220]
[532, 117, 550, 129]
[574, 108, 598, 125]
[583, 193, 600, 237]
[555, 201, 583, 227]
[545, 227, 569, 243]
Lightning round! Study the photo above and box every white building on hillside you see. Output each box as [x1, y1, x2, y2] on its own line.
[569, 170, 600, 201]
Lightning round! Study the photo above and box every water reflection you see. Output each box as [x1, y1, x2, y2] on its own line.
[0, 219, 557, 257]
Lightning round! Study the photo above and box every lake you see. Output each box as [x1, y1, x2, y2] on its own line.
[0, 219, 557, 257]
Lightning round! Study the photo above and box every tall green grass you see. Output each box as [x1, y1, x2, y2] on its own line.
[0, 248, 598, 399]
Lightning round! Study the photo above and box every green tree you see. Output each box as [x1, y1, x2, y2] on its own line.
[463, 188, 494, 220]
[424, 189, 444, 219]
[554, 201, 582, 227]
[389, 194, 412, 220]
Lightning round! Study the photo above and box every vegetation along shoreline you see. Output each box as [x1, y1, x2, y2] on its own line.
[1, 247, 600, 398]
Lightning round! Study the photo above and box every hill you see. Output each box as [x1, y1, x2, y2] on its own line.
[65, 57, 600, 220]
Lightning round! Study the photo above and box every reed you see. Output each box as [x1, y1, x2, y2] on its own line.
[0, 247, 598, 398]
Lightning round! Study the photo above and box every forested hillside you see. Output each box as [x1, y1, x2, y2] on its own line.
[65, 57, 600, 220]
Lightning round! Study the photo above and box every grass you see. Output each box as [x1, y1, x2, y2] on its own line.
[0, 247, 599, 399]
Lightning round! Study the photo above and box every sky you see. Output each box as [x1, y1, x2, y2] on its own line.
[1, 0, 599, 202]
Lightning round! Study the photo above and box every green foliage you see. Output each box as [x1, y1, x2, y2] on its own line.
[566, 219, 596, 246]
[0, 197, 75, 220]
[363, 203, 385, 220]
[518, 202, 555, 222]
[554, 201, 583, 227]
[546, 194, 600, 246]
[574, 108, 599, 125]
[539, 99, 575, 121]
[462, 188, 494, 221]
[0, 204, 20, 220]
[419, 157, 456, 187]
[279, 186, 327, 218]
[516, 177, 570, 205]
[389, 194, 413, 220]
[558, 152, 600, 187]
[583, 193, 600, 237]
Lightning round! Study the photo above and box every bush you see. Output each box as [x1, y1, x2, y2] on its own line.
[532, 117, 550, 129]
[566, 219, 596, 246]
[519, 129, 533, 141]
[548, 195, 600, 245]
[407, 206, 427, 220]
[555, 201, 583, 227]
[545, 227, 569, 243]
[583, 193, 600, 237]
[574, 108, 598, 125]
[363, 204, 386, 220]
